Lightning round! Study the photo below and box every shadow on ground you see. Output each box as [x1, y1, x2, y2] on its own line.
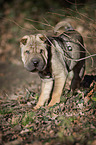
[0, 62, 40, 96]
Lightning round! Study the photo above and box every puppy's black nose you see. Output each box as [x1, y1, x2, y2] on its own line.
[33, 61, 39, 67]
[32, 58, 39, 67]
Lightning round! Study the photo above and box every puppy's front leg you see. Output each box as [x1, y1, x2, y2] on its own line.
[34, 79, 53, 109]
[48, 74, 66, 107]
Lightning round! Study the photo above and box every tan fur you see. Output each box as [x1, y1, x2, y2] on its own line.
[34, 79, 53, 109]
[48, 43, 67, 107]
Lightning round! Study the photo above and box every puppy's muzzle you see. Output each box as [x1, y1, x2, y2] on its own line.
[24, 57, 45, 72]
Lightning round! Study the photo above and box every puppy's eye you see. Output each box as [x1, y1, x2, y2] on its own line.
[40, 49, 43, 53]
[25, 50, 30, 54]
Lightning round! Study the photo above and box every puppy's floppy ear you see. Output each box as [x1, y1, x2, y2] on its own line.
[20, 38, 27, 45]
[20, 35, 29, 45]
[37, 34, 46, 42]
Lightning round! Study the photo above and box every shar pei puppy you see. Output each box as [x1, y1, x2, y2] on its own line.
[20, 21, 85, 109]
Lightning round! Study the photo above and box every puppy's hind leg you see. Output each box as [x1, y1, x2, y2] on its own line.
[71, 63, 85, 91]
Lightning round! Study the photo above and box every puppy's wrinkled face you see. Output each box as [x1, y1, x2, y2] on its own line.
[20, 34, 48, 72]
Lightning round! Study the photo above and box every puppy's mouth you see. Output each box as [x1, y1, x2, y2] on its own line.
[26, 66, 45, 72]
[30, 68, 38, 72]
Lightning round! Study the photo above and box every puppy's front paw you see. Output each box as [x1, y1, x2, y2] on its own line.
[33, 105, 40, 110]
[48, 98, 60, 107]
